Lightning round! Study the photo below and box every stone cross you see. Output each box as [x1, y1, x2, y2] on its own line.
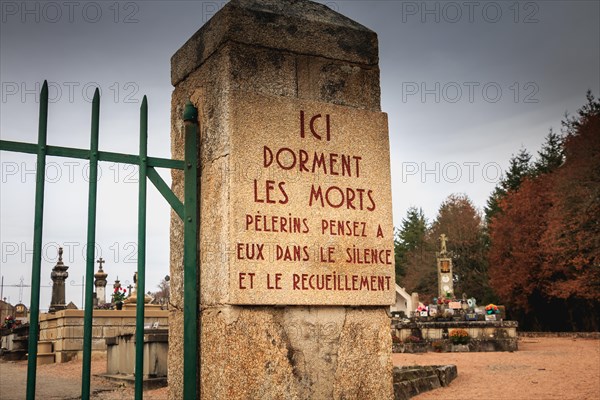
[440, 234, 448, 254]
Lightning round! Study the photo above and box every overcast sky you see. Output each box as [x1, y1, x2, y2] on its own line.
[1, 0, 598, 310]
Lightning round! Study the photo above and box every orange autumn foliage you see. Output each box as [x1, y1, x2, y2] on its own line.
[488, 95, 599, 330]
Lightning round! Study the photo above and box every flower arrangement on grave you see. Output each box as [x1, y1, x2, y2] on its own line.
[392, 335, 402, 344]
[112, 287, 127, 303]
[485, 304, 500, 315]
[3, 315, 16, 329]
[449, 328, 470, 345]
[404, 335, 422, 343]
[432, 340, 445, 353]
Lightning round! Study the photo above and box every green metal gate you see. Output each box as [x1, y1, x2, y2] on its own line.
[0, 81, 200, 399]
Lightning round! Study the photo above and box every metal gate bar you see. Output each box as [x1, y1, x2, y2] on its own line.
[81, 88, 100, 398]
[183, 102, 199, 400]
[24, 80, 48, 400]
[0, 80, 199, 399]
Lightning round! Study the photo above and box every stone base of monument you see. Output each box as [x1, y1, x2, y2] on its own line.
[392, 320, 519, 353]
[101, 328, 168, 389]
[393, 365, 457, 400]
[37, 309, 168, 363]
[122, 303, 162, 311]
[0, 325, 29, 361]
[451, 344, 470, 352]
[33, 341, 56, 365]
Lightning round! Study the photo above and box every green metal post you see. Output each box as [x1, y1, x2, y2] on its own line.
[26, 80, 49, 400]
[135, 96, 148, 399]
[81, 88, 100, 400]
[183, 101, 199, 399]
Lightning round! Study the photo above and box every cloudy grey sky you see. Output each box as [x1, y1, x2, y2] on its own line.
[1, 0, 598, 309]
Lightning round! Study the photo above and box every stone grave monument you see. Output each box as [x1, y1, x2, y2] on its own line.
[169, 0, 395, 398]
[49, 247, 69, 313]
[437, 234, 454, 298]
[94, 257, 108, 305]
[123, 272, 156, 310]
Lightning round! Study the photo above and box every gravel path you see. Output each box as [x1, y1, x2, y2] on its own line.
[0, 354, 167, 400]
[1, 337, 598, 399]
[392, 337, 600, 400]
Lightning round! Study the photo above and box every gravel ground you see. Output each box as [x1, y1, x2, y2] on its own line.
[393, 337, 600, 400]
[0, 354, 167, 400]
[1, 337, 598, 399]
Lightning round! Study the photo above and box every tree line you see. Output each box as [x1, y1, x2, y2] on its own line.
[395, 92, 599, 331]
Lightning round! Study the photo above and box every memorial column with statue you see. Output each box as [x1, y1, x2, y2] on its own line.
[437, 234, 454, 298]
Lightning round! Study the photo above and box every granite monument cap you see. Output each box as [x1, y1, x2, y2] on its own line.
[171, 0, 379, 85]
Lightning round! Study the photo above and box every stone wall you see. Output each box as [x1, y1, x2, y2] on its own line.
[38, 309, 168, 363]
[392, 320, 519, 352]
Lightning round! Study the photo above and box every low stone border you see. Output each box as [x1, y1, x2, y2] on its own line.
[392, 338, 518, 353]
[97, 374, 167, 390]
[518, 332, 600, 339]
[393, 365, 457, 400]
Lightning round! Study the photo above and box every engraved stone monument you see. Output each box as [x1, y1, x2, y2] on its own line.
[169, 0, 395, 398]
[49, 247, 69, 313]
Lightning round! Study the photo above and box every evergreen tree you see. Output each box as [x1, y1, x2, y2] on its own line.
[562, 90, 600, 135]
[484, 148, 532, 224]
[394, 207, 428, 288]
[533, 129, 564, 175]
[397, 207, 427, 252]
[501, 148, 532, 192]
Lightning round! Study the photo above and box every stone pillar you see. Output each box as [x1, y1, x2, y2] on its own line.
[169, 1, 394, 398]
[437, 234, 454, 298]
[94, 257, 108, 305]
[49, 247, 69, 313]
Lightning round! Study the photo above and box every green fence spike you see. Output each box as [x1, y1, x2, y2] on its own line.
[81, 87, 100, 400]
[26, 80, 48, 400]
[183, 100, 198, 121]
[134, 94, 148, 400]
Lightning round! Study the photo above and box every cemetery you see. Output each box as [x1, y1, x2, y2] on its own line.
[390, 234, 518, 354]
[1, 250, 169, 389]
[0, 0, 598, 399]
